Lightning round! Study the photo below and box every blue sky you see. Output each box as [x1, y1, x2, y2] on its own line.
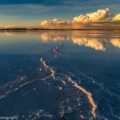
[0, 0, 120, 25]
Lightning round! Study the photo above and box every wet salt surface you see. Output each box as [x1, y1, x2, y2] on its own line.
[0, 30, 120, 120]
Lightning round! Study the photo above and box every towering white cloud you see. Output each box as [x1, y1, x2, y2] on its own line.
[40, 8, 112, 26]
[73, 8, 111, 23]
[38, 8, 117, 29]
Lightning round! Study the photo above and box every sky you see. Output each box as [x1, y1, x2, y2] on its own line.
[0, 0, 120, 28]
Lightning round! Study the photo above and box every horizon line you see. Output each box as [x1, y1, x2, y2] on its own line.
[1, 28, 120, 31]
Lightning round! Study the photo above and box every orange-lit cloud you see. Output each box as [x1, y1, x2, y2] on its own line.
[38, 8, 120, 29]
[1, 8, 120, 30]
[73, 8, 111, 23]
[40, 18, 72, 29]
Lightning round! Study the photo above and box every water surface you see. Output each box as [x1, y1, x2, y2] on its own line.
[0, 30, 120, 120]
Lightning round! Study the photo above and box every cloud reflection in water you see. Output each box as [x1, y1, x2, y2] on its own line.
[1, 30, 120, 51]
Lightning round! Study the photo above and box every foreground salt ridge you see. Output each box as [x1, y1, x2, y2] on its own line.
[52, 43, 63, 57]
[0, 43, 114, 120]
[25, 109, 53, 120]
[40, 57, 97, 119]
[0, 40, 97, 119]
[51, 43, 118, 120]
[0, 35, 120, 120]
[0, 57, 118, 120]
[0, 42, 118, 120]
[0, 76, 37, 100]
[67, 76, 97, 118]
[40, 57, 56, 80]
[0, 58, 97, 119]
[0, 57, 56, 100]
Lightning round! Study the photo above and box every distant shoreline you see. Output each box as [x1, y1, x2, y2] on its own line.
[0, 28, 120, 31]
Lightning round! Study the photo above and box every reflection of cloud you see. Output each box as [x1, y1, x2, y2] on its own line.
[4, 32, 15, 37]
[73, 8, 111, 23]
[72, 37, 106, 51]
[111, 38, 120, 48]
[71, 31, 109, 51]
[40, 31, 70, 42]
[38, 31, 120, 51]
[1, 30, 120, 51]
[39, 31, 109, 51]
[40, 33, 65, 42]
[112, 14, 120, 21]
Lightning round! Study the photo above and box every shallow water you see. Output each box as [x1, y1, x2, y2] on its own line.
[0, 30, 120, 120]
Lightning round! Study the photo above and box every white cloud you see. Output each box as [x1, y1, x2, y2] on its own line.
[38, 8, 116, 29]
[73, 8, 111, 23]
[40, 8, 112, 26]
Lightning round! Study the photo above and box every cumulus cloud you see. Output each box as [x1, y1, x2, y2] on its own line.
[39, 8, 112, 29]
[73, 8, 111, 23]
[40, 18, 72, 29]
[1, 8, 120, 30]
[38, 8, 120, 29]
